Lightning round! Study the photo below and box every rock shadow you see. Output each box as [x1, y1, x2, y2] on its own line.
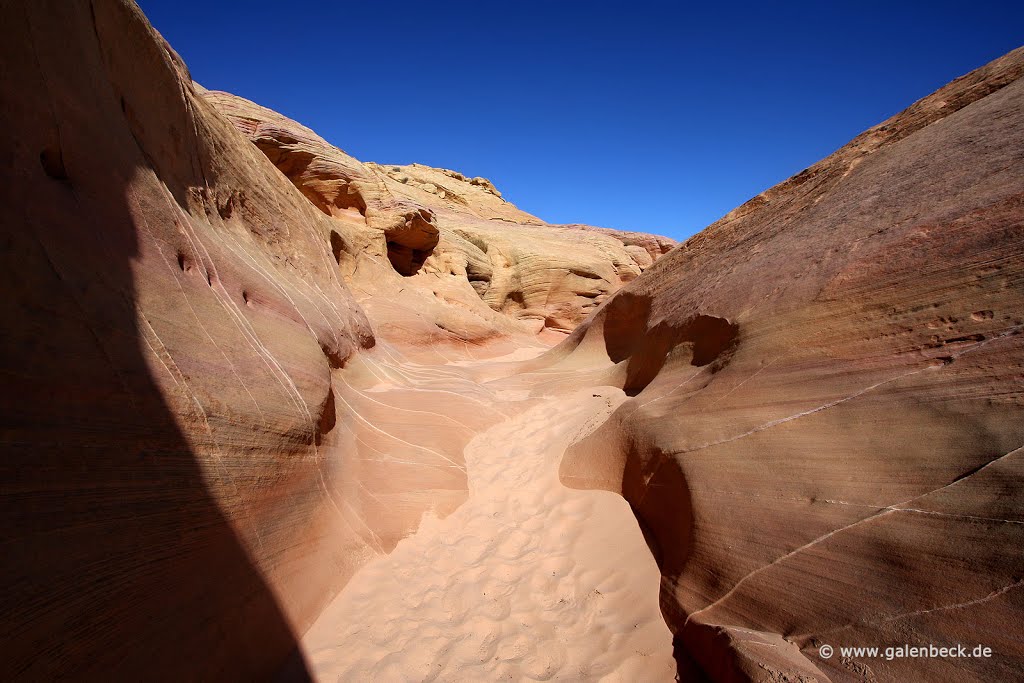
[0, 2, 309, 679]
[561, 421, 705, 679]
[385, 209, 439, 276]
[600, 291, 739, 395]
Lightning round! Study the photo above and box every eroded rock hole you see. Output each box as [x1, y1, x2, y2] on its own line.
[385, 211, 439, 276]
[602, 292, 654, 362]
[686, 315, 741, 367]
[386, 241, 432, 276]
[622, 315, 738, 396]
[330, 230, 346, 265]
[40, 145, 68, 181]
[332, 184, 367, 216]
[314, 387, 336, 447]
[502, 290, 526, 314]
[466, 263, 492, 295]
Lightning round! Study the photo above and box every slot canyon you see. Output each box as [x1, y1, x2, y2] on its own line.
[2, 2, 1023, 682]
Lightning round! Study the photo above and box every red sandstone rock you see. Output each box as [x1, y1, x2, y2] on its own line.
[0, 1, 412, 677]
[555, 46, 1024, 683]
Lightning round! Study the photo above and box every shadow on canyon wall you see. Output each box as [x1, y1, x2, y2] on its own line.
[577, 290, 744, 679]
[0, 1, 309, 679]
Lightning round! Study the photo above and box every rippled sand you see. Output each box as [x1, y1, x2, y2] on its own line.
[300, 387, 675, 681]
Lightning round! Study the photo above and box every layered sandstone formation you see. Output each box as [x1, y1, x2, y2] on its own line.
[0, 1, 382, 677]
[551, 47, 1024, 682]
[0, 1, 670, 679]
[300, 374, 678, 681]
[203, 90, 673, 339]
[3, 1, 1023, 681]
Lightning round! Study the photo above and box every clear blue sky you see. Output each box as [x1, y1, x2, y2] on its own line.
[139, 0, 1023, 241]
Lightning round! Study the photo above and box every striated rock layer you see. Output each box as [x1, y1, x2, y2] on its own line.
[0, 1, 380, 677]
[0, 0, 498, 678]
[203, 90, 674, 340]
[551, 47, 1024, 681]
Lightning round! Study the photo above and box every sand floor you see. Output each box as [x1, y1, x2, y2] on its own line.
[299, 360, 675, 682]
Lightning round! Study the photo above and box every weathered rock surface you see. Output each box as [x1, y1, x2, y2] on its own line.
[204, 91, 674, 336]
[551, 47, 1024, 682]
[0, 1, 671, 679]
[0, 1, 506, 678]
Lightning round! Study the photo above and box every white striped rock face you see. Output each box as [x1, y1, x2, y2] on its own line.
[1, 1, 381, 677]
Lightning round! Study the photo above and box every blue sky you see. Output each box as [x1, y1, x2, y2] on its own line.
[139, 0, 1023, 241]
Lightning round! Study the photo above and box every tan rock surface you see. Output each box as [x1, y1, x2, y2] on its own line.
[0, 1, 530, 677]
[548, 47, 1024, 682]
[0, 0, 389, 676]
[203, 91, 675, 336]
[0, 1, 672, 679]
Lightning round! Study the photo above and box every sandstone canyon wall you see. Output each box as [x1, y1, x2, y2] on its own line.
[552, 47, 1024, 682]
[0, 0, 377, 677]
[0, 1, 671, 679]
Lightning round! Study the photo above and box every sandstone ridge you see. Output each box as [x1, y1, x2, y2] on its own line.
[204, 89, 674, 338]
